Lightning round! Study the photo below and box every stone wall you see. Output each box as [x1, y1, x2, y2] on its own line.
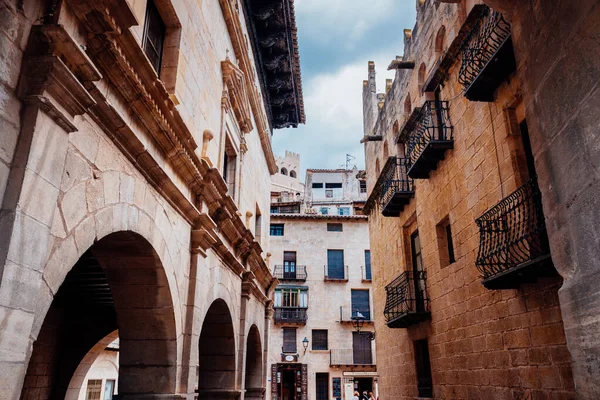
[362, 1, 578, 398]
[0, 0, 289, 398]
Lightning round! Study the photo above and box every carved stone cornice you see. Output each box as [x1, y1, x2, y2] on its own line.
[47, 0, 274, 289]
[218, 0, 279, 174]
[222, 58, 253, 134]
[242, 271, 269, 304]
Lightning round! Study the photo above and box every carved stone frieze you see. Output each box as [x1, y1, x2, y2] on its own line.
[222, 58, 254, 134]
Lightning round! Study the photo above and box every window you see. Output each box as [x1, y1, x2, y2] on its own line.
[352, 332, 372, 364]
[312, 330, 328, 350]
[325, 190, 333, 198]
[85, 379, 102, 400]
[364, 250, 372, 280]
[104, 380, 115, 400]
[270, 206, 279, 214]
[338, 207, 350, 216]
[325, 183, 342, 189]
[320, 207, 329, 215]
[223, 137, 237, 198]
[255, 206, 262, 245]
[283, 251, 297, 279]
[270, 224, 284, 236]
[326, 250, 345, 280]
[359, 180, 367, 193]
[436, 217, 455, 268]
[290, 170, 297, 178]
[283, 328, 297, 353]
[142, 0, 166, 75]
[327, 223, 343, 232]
[351, 290, 370, 320]
[414, 339, 433, 398]
[281, 167, 288, 175]
[312, 182, 323, 188]
[274, 288, 308, 308]
[316, 373, 329, 400]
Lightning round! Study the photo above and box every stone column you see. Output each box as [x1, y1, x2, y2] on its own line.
[0, 32, 95, 396]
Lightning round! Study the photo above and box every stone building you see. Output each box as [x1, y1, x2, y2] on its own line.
[267, 168, 375, 400]
[272, 150, 304, 195]
[361, 0, 599, 399]
[0, 0, 304, 398]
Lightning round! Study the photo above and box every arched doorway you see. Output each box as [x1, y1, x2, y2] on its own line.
[244, 325, 263, 399]
[198, 299, 237, 399]
[20, 232, 177, 399]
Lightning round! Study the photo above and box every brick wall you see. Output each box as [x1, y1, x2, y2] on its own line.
[362, 1, 576, 398]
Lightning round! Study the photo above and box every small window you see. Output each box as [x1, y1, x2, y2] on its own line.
[414, 339, 433, 398]
[351, 289, 370, 320]
[281, 167, 288, 175]
[86, 379, 103, 400]
[327, 223, 343, 232]
[142, 0, 166, 75]
[325, 190, 333, 198]
[270, 206, 279, 214]
[338, 207, 350, 216]
[312, 183, 323, 189]
[364, 250, 372, 280]
[312, 330, 328, 350]
[359, 180, 367, 193]
[290, 170, 297, 178]
[320, 207, 329, 215]
[436, 216, 455, 268]
[270, 224, 284, 236]
[325, 183, 342, 189]
[283, 328, 297, 353]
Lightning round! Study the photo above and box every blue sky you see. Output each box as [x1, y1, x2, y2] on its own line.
[272, 0, 416, 176]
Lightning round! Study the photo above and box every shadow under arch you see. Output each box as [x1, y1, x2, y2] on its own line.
[244, 324, 264, 399]
[21, 231, 178, 399]
[198, 299, 237, 400]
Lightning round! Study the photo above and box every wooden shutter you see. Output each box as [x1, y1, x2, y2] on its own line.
[283, 328, 297, 353]
[312, 330, 328, 350]
[327, 250, 344, 279]
[352, 332, 372, 364]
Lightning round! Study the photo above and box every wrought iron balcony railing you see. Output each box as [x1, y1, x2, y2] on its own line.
[384, 270, 430, 328]
[339, 306, 372, 323]
[324, 265, 348, 282]
[458, 5, 516, 101]
[272, 265, 307, 281]
[380, 157, 415, 216]
[330, 349, 374, 366]
[475, 176, 555, 289]
[273, 307, 308, 324]
[405, 100, 454, 179]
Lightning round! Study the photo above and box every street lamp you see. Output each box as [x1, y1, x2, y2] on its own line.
[351, 311, 375, 340]
[302, 337, 309, 354]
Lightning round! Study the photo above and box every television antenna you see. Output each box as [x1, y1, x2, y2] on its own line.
[343, 154, 356, 170]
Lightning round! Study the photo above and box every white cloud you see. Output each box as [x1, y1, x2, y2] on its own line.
[295, 0, 399, 45]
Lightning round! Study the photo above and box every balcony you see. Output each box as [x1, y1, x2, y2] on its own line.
[324, 265, 348, 282]
[458, 6, 516, 102]
[330, 349, 374, 367]
[405, 101, 454, 179]
[475, 177, 556, 290]
[339, 307, 373, 324]
[384, 270, 430, 328]
[273, 307, 308, 325]
[380, 157, 415, 216]
[272, 265, 307, 281]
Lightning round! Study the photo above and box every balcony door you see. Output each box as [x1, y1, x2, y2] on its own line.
[411, 231, 426, 313]
[284, 251, 297, 279]
[352, 332, 372, 365]
[327, 250, 344, 279]
[351, 290, 370, 320]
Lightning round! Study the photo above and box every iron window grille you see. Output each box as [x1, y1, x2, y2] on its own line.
[273, 265, 308, 281]
[475, 176, 553, 288]
[312, 330, 328, 350]
[458, 5, 514, 101]
[384, 270, 430, 328]
[405, 100, 453, 171]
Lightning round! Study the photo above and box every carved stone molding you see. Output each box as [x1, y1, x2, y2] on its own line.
[222, 58, 254, 134]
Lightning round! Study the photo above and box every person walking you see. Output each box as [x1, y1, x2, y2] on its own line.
[368, 392, 376, 400]
[352, 391, 360, 400]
